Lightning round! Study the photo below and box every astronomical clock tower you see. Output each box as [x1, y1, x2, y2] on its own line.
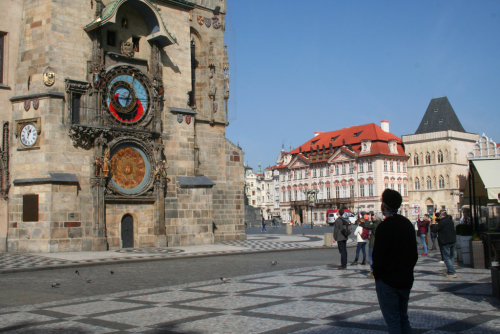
[0, 0, 245, 253]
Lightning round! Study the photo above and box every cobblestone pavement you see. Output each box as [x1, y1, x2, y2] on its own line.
[0, 235, 351, 273]
[0, 253, 498, 333]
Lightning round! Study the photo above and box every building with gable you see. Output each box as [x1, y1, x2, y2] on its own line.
[275, 121, 409, 224]
[402, 97, 479, 219]
[243, 162, 275, 220]
[0, 0, 245, 253]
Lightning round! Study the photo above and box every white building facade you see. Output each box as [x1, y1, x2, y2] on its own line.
[275, 122, 409, 224]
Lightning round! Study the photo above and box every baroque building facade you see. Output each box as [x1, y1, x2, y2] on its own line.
[402, 97, 478, 219]
[243, 163, 275, 220]
[275, 122, 409, 224]
[0, 0, 245, 253]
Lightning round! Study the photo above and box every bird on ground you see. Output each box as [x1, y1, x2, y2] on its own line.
[270, 261, 278, 266]
[302, 233, 305, 236]
[220, 277, 231, 283]
[51, 283, 60, 288]
[110, 271, 114, 275]
[85, 278, 92, 283]
[75, 270, 80, 275]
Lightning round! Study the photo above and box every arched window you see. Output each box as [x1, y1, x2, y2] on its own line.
[438, 151, 444, 163]
[414, 154, 419, 166]
[439, 175, 445, 189]
[426, 177, 432, 190]
[425, 152, 431, 164]
[415, 177, 420, 190]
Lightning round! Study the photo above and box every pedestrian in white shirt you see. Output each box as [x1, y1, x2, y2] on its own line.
[351, 218, 369, 265]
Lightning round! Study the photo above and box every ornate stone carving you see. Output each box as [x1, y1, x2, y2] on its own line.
[208, 42, 216, 68]
[223, 72, 229, 99]
[208, 70, 216, 97]
[120, 41, 135, 57]
[0, 122, 10, 200]
[223, 45, 229, 70]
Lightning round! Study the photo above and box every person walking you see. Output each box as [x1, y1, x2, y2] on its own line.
[417, 214, 430, 256]
[364, 213, 383, 278]
[333, 208, 350, 270]
[431, 211, 457, 278]
[373, 189, 418, 333]
[261, 217, 267, 233]
[351, 218, 369, 265]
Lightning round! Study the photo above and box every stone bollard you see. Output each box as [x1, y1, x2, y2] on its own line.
[286, 224, 293, 235]
[324, 233, 333, 247]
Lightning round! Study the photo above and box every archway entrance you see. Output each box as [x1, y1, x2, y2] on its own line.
[425, 198, 434, 216]
[121, 214, 134, 248]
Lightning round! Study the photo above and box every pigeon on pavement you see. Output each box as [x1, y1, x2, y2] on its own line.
[75, 270, 80, 275]
[51, 282, 60, 288]
[220, 277, 231, 283]
[110, 271, 114, 275]
[85, 278, 92, 283]
[270, 261, 277, 266]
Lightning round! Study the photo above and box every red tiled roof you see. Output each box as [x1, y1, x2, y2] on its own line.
[290, 123, 407, 158]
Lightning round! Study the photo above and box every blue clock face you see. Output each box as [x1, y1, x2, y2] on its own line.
[104, 67, 150, 124]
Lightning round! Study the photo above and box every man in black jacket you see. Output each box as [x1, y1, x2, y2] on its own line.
[333, 208, 349, 269]
[373, 189, 418, 333]
[431, 211, 457, 278]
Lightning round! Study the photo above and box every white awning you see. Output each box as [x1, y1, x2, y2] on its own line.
[472, 159, 500, 201]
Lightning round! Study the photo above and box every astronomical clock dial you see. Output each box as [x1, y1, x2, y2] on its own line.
[103, 67, 151, 125]
[20, 124, 38, 147]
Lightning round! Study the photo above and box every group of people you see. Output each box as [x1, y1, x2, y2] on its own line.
[333, 189, 459, 333]
[261, 217, 278, 232]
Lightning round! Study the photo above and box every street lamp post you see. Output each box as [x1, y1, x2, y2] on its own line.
[306, 188, 319, 229]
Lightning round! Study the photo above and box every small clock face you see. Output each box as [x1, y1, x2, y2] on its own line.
[20, 124, 37, 147]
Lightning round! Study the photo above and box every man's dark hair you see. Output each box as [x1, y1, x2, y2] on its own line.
[381, 189, 402, 210]
[424, 214, 429, 218]
[440, 210, 447, 217]
[338, 208, 344, 216]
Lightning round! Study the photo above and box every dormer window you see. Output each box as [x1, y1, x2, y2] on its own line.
[354, 131, 363, 137]
[312, 140, 319, 145]
[331, 136, 339, 142]
[360, 140, 372, 154]
[388, 140, 398, 154]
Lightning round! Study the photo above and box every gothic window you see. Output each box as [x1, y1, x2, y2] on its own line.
[132, 37, 140, 52]
[106, 30, 116, 46]
[427, 177, 432, 190]
[414, 154, 419, 166]
[438, 151, 444, 163]
[439, 175, 445, 189]
[415, 178, 420, 190]
[0, 34, 4, 84]
[71, 94, 82, 125]
[426, 152, 431, 164]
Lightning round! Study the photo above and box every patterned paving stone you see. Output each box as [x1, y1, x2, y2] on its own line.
[0, 312, 56, 330]
[96, 306, 207, 327]
[48, 301, 142, 316]
[190, 282, 273, 293]
[290, 325, 388, 334]
[306, 277, 372, 288]
[251, 300, 366, 319]
[126, 290, 215, 303]
[180, 295, 282, 310]
[161, 314, 298, 334]
[409, 293, 500, 311]
[248, 285, 335, 298]
[461, 318, 500, 333]
[2, 320, 115, 333]
[246, 275, 320, 284]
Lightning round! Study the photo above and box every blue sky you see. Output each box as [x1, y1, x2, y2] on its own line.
[223, 0, 500, 171]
